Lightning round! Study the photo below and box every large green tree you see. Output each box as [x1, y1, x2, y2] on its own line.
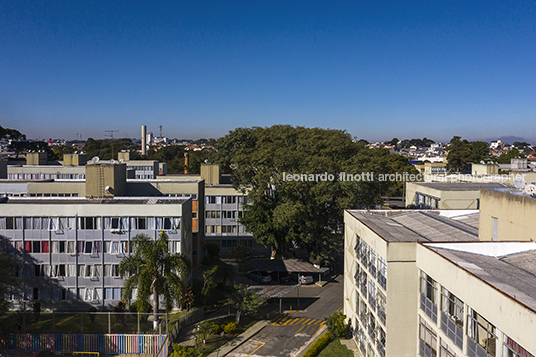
[83, 138, 139, 160]
[118, 232, 191, 329]
[497, 147, 526, 164]
[446, 136, 491, 172]
[211, 125, 417, 258]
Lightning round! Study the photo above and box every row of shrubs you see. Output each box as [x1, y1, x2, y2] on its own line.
[303, 331, 331, 357]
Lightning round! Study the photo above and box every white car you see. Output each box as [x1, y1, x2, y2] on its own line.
[298, 275, 314, 285]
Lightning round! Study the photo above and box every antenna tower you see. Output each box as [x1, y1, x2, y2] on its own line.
[105, 130, 119, 160]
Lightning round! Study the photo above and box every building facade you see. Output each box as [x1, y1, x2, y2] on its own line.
[0, 197, 192, 310]
[344, 191, 536, 357]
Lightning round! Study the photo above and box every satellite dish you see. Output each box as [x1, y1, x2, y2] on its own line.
[91, 156, 100, 164]
[110, 159, 115, 164]
[513, 176, 527, 190]
[118, 158, 124, 163]
[480, 160, 486, 164]
[104, 185, 111, 192]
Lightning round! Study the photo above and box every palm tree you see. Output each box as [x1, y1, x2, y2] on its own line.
[118, 232, 191, 329]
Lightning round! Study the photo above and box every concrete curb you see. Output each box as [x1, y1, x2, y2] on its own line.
[291, 324, 327, 357]
[206, 320, 270, 357]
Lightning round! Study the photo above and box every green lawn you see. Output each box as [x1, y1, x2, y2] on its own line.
[317, 338, 354, 357]
[191, 315, 261, 356]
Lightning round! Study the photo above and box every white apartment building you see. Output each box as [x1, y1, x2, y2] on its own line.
[0, 196, 192, 310]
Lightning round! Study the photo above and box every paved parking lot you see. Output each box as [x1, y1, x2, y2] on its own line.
[228, 276, 343, 357]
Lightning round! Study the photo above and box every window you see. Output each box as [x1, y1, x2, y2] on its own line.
[368, 277, 376, 310]
[439, 339, 458, 357]
[377, 290, 386, 326]
[440, 287, 464, 349]
[441, 287, 463, 327]
[79, 217, 100, 230]
[503, 334, 534, 357]
[131, 217, 147, 230]
[360, 241, 369, 267]
[378, 256, 387, 290]
[354, 234, 361, 255]
[358, 269, 367, 297]
[58, 217, 76, 230]
[84, 241, 93, 254]
[67, 241, 76, 254]
[368, 248, 376, 277]
[467, 307, 497, 357]
[419, 316, 437, 357]
[104, 264, 119, 277]
[206, 211, 221, 219]
[421, 271, 437, 304]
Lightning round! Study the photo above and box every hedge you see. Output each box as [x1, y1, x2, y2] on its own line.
[303, 331, 331, 357]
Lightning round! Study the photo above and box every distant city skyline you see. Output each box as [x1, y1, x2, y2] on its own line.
[2, 1, 536, 143]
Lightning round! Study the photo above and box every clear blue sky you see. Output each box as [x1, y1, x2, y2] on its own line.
[1, 0, 535, 143]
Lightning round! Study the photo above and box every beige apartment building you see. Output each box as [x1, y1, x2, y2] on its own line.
[344, 189, 536, 357]
[2, 154, 258, 261]
[406, 182, 506, 209]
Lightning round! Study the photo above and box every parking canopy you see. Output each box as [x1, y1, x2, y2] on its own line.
[244, 259, 324, 273]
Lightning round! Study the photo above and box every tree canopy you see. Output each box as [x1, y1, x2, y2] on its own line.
[0, 125, 26, 141]
[83, 138, 139, 160]
[211, 125, 418, 258]
[446, 136, 491, 172]
[497, 147, 526, 164]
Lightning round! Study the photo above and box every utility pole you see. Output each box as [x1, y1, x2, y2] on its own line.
[105, 130, 119, 160]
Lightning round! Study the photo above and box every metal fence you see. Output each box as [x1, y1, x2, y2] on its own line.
[0, 312, 169, 335]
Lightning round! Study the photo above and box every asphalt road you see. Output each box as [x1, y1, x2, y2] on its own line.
[228, 275, 343, 357]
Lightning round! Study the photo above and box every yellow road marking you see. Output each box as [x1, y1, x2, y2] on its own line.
[277, 317, 289, 325]
[302, 318, 311, 325]
[294, 324, 307, 335]
[307, 319, 317, 325]
[282, 318, 294, 325]
[247, 340, 265, 357]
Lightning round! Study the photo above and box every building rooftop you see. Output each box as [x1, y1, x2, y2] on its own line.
[1, 197, 191, 205]
[450, 212, 480, 229]
[409, 182, 506, 191]
[426, 242, 536, 313]
[347, 210, 478, 243]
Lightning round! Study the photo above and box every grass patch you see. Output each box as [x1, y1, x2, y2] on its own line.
[190, 315, 262, 356]
[317, 338, 354, 357]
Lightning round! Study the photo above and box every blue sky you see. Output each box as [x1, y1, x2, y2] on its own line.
[1, 1, 536, 143]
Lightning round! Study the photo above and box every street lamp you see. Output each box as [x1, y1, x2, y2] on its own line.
[196, 324, 201, 354]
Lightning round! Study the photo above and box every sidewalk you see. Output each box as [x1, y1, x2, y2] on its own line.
[206, 320, 270, 357]
[292, 324, 327, 357]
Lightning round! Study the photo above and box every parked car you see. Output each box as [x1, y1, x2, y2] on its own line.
[298, 274, 314, 285]
[247, 270, 272, 283]
[271, 271, 291, 283]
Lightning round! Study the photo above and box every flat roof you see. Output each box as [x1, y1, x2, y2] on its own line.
[1, 197, 191, 205]
[426, 243, 536, 313]
[347, 210, 478, 243]
[244, 259, 324, 273]
[409, 182, 506, 191]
